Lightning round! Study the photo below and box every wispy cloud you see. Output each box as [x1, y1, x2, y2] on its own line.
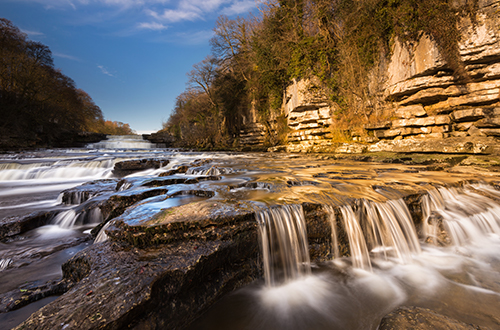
[97, 65, 114, 77]
[176, 30, 215, 45]
[148, 8, 202, 23]
[20, 28, 45, 38]
[146, 0, 242, 24]
[137, 22, 169, 30]
[18, 0, 257, 38]
[53, 52, 81, 61]
[222, 0, 256, 16]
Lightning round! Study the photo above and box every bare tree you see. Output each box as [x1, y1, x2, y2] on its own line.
[187, 56, 220, 108]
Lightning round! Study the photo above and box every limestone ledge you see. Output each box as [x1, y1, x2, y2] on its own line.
[270, 137, 499, 155]
[385, 0, 500, 100]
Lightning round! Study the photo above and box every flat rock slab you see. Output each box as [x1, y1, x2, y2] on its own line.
[105, 199, 263, 248]
[113, 158, 168, 176]
[16, 232, 261, 330]
[379, 306, 492, 330]
[369, 137, 497, 154]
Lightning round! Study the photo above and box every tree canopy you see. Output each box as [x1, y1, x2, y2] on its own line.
[0, 18, 133, 148]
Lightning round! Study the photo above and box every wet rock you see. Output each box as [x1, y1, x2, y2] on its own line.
[16, 218, 261, 330]
[141, 175, 221, 187]
[158, 165, 189, 176]
[60, 179, 117, 205]
[113, 158, 168, 176]
[0, 279, 72, 313]
[424, 212, 452, 246]
[105, 199, 260, 247]
[0, 210, 59, 240]
[97, 187, 170, 223]
[379, 306, 490, 330]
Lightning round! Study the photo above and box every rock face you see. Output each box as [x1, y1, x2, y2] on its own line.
[144, 131, 176, 147]
[238, 122, 266, 147]
[283, 78, 333, 143]
[366, 0, 500, 143]
[266, 0, 500, 153]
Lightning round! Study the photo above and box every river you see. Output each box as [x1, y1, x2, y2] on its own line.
[1, 136, 500, 329]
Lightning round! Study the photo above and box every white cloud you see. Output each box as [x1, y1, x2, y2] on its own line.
[146, 0, 255, 24]
[19, 0, 258, 34]
[222, 0, 256, 15]
[137, 22, 168, 30]
[53, 52, 81, 61]
[97, 65, 114, 77]
[149, 8, 201, 23]
[20, 29, 45, 38]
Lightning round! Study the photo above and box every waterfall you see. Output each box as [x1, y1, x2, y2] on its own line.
[337, 199, 420, 270]
[0, 258, 11, 271]
[94, 221, 113, 244]
[340, 205, 372, 270]
[256, 204, 311, 287]
[422, 184, 500, 246]
[52, 207, 103, 228]
[0, 159, 114, 181]
[259, 184, 500, 281]
[87, 135, 157, 149]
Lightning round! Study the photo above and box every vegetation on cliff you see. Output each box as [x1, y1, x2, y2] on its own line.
[0, 18, 133, 149]
[162, 0, 477, 149]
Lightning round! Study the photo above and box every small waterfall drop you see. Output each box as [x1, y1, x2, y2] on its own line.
[52, 207, 103, 228]
[422, 184, 500, 246]
[256, 204, 311, 287]
[94, 221, 113, 244]
[87, 135, 157, 149]
[335, 198, 421, 270]
[0, 159, 114, 181]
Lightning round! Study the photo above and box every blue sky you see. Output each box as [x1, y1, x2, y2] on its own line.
[0, 0, 257, 134]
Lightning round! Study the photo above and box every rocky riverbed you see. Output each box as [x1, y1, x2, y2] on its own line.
[1, 150, 500, 329]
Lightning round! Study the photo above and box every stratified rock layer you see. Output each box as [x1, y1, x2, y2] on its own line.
[266, 0, 500, 153]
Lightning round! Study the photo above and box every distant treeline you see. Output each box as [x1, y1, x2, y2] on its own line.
[0, 18, 133, 149]
[162, 0, 473, 149]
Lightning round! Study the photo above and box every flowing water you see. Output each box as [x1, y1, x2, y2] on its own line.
[1, 136, 500, 329]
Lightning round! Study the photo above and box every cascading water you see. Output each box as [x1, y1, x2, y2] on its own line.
[422, 184, 500, 245]
[256, 204, 311, 286]
[51, 207, 103, 228]
[3, 149, 500, 330]
[87, 135, 157, 149]
[195, 184, 500, 330]
[338, 199, 421, 270]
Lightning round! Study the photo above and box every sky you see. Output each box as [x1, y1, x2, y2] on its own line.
[0, 0, 258, 134]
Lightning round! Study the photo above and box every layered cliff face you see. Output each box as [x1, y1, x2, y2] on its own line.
[272, 0, 500, 153]
[367, 0, 500, 142]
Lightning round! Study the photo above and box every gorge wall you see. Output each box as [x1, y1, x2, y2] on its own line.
[265, 0, 500, 154]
